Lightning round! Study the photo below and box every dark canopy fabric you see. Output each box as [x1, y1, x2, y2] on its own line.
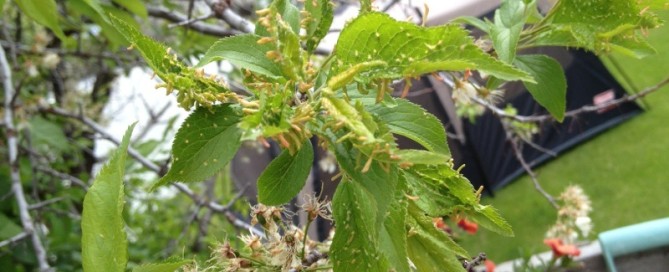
[442, 48, 643, 194]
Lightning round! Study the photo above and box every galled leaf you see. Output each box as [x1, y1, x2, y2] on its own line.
[514, 54, 567, 121]
[132, 259, 192, 272]
[379, 175, 410, 272]
[333, 12, 532, 82]
[109, 15, 235, 109]
[155, 104, 242, 188]
[81, 124, 135, 272]
[468, 204, 514, 237]
[406, 203, 468, 272]
[196, 34, 285, 80]
[331, 179, 389, 272]
[533, 0, 662, 58]
[257, 140, 313, 205]
[334, 142, 398, 227]
[304, 0, 334, 53]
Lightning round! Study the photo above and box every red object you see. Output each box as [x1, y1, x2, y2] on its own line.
[544, 238, 581, 257]
[485, 259, 495, 272]
[457, 218, 478, 234]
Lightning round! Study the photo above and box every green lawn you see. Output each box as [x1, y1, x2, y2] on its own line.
[460, 10, 669, 262]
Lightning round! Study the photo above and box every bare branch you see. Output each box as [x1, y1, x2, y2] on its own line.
[473, 76, 669, 123]
[35, 165, 89, 191]
[169, 14, 215, 28]
[1, 44, 52, 272]
[0, 232, 29, 249]
[204, 0, 255, 33]
[40, 106, 264, 237]
[503, 121, 559, 209]
[29, 197, 66, 210]
[147, 7, 240, 37]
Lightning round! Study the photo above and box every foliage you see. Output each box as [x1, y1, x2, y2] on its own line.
[1, 0, 666, 271]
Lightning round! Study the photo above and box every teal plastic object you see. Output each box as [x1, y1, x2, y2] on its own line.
[597, 217, 669, 272]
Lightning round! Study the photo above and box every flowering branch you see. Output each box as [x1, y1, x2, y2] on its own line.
[1, 44, 52, 271]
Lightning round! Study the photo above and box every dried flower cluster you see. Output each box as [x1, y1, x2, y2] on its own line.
[197, 198, 332, 271]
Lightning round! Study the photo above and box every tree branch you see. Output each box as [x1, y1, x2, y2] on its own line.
[472, 75, 669, 123]
[1, 44, 52, 272]
[147, 7, 240, 37]
[0, 232, 29, 249]
[204, 0, 255, 33]
[503, 121, 559, 209]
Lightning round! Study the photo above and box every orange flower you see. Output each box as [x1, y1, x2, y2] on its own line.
[544, 238, 581, 257]
[485, 259, 495, 272]
[457, 218, 478, 234]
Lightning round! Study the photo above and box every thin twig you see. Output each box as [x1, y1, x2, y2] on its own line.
[1, 43, 52, 272]
[168, 14, 215, 28]
[504, 122, 559, 209]
[29, 197, 65, 210]
[35, 165, 89, 191]
[463, 252, 487, 271]
[147, 7, 239, 37]
[0, 232, 29, 249]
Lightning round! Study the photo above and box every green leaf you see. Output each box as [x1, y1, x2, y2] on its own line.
[132, 259, 192, 272]
[406, 204, 468, 272]
[533, 0, 662, 58]
[490, 0, 526, 63]
[451, 16, 490, 33]
[0, 213, 22, 240]
[468, 205, 514, 237]
[379, 176, 410, 272]
[81, 0, 107, 20]
[81, 123, 136, 272]
[359, 0, 372, 13]
[304, 0, 334, 53]
[28, 117, 70, 154]
[14, 0, 67, 41]
[514, 54, 567, 121]
[257, 140, 314, 205]
[197, 34, 284, 80]
[368, 98, 449, 155]
[331, 180, 389, 272]
[113, 0, 147, 18]
[333, 12, 532, 82]
[155, 104, 242, 188]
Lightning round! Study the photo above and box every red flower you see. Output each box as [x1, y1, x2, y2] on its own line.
[544, 238, 581, 257]
[432, 217, 452, 234]
[485, 259, 495, 272]
[457, 218, 478, 234]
